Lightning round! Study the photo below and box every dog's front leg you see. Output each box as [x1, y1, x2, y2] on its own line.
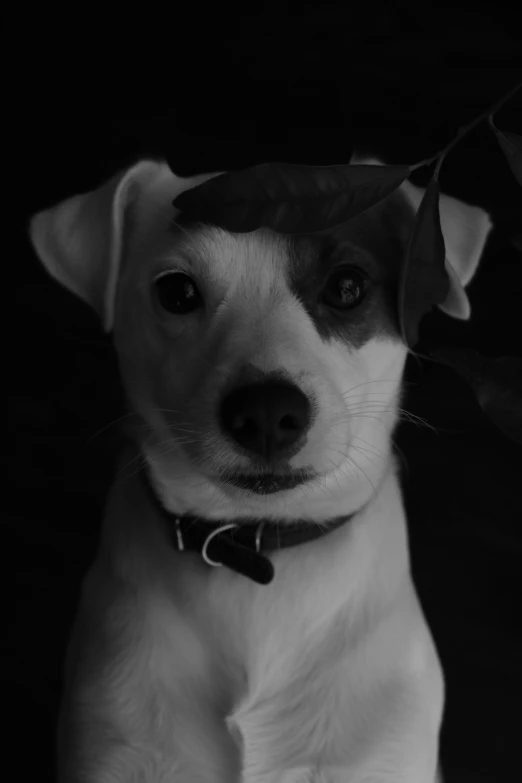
[56, 596, 242, 782]
[57, 694, 242, 783]
[57, 725, 240, 783]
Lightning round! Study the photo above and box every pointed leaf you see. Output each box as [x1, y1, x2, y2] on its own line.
[431, 348, 522, 445]
[172, 162, 411, 234]
[494, 129, 522, 187]
[398, 179, 450, 347]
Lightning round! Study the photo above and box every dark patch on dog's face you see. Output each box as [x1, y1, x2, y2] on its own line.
[286, 196, 412, 348]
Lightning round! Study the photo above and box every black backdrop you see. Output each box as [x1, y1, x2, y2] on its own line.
[8, 4, 522, 781]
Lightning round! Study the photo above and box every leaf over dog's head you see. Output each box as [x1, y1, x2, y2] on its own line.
[172, 160, 411, 234]
[28, 161, 222, 332]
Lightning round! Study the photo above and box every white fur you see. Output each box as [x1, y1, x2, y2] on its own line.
[29, 158, 491, 782]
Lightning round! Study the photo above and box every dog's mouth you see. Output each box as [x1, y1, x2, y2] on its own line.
[220, 469, 317, 495]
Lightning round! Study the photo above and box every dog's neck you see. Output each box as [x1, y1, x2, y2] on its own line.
[103, 444, 402, 587]
[138, 463, 365, 584]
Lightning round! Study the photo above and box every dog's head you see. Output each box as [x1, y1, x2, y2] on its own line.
[29, 157, 491, 522]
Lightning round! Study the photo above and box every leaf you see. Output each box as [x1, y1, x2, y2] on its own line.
[493, 129, 522, 187]
[398, 179, 450, 348]
[172, 162, 411, 234]
[430, 347, 522, 445]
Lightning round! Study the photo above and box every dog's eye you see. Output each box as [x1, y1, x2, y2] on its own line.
[322, 267, 368, 310]
[154, 271, 202, 314]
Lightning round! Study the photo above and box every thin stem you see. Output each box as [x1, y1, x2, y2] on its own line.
[409, 80, 521, 178]
[485, 81, 522, 120]
[410, 156, 437, 172]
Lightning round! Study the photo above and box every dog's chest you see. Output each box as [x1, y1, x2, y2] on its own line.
[73, 460, 444, 781]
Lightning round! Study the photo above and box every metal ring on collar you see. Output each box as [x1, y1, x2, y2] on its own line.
[174, 518, 184, 551]
[201, 523, 239, 567]
[255, 519, 267, 553]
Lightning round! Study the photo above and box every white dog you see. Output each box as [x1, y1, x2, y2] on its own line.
[29, 154, 492, 782]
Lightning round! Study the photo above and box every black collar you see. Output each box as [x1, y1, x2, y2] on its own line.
[140, 468, 359, 585]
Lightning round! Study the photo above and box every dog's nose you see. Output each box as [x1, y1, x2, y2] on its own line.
[219, 381, 312, 461]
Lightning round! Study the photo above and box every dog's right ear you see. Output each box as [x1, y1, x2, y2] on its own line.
[349, 152, 493, 321]
[29, 161, 221, 332]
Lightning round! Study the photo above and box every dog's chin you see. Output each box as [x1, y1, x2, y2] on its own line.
[219, 469, 317, 495]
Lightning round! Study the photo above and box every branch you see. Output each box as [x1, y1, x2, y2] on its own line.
[409, 81, 522, 177]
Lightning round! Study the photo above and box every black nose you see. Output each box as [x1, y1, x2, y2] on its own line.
[219, 381, 312, 461]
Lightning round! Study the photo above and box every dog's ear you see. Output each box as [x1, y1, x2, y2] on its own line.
[399, 179, 492, 319]
[29, 160, 220, 332]
[349, 152, 493, 319]
[29, 160, 172, 331]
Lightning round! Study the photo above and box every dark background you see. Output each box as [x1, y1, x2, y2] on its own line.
[7, 4, 522, 781]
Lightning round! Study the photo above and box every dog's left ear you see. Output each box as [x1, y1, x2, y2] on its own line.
[350, 153, 493, 319]
[29, 161, 221, 332]
[29, 160, 169, 332]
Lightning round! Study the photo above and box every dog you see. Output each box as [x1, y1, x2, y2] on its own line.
[29, 153, 492, 782]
